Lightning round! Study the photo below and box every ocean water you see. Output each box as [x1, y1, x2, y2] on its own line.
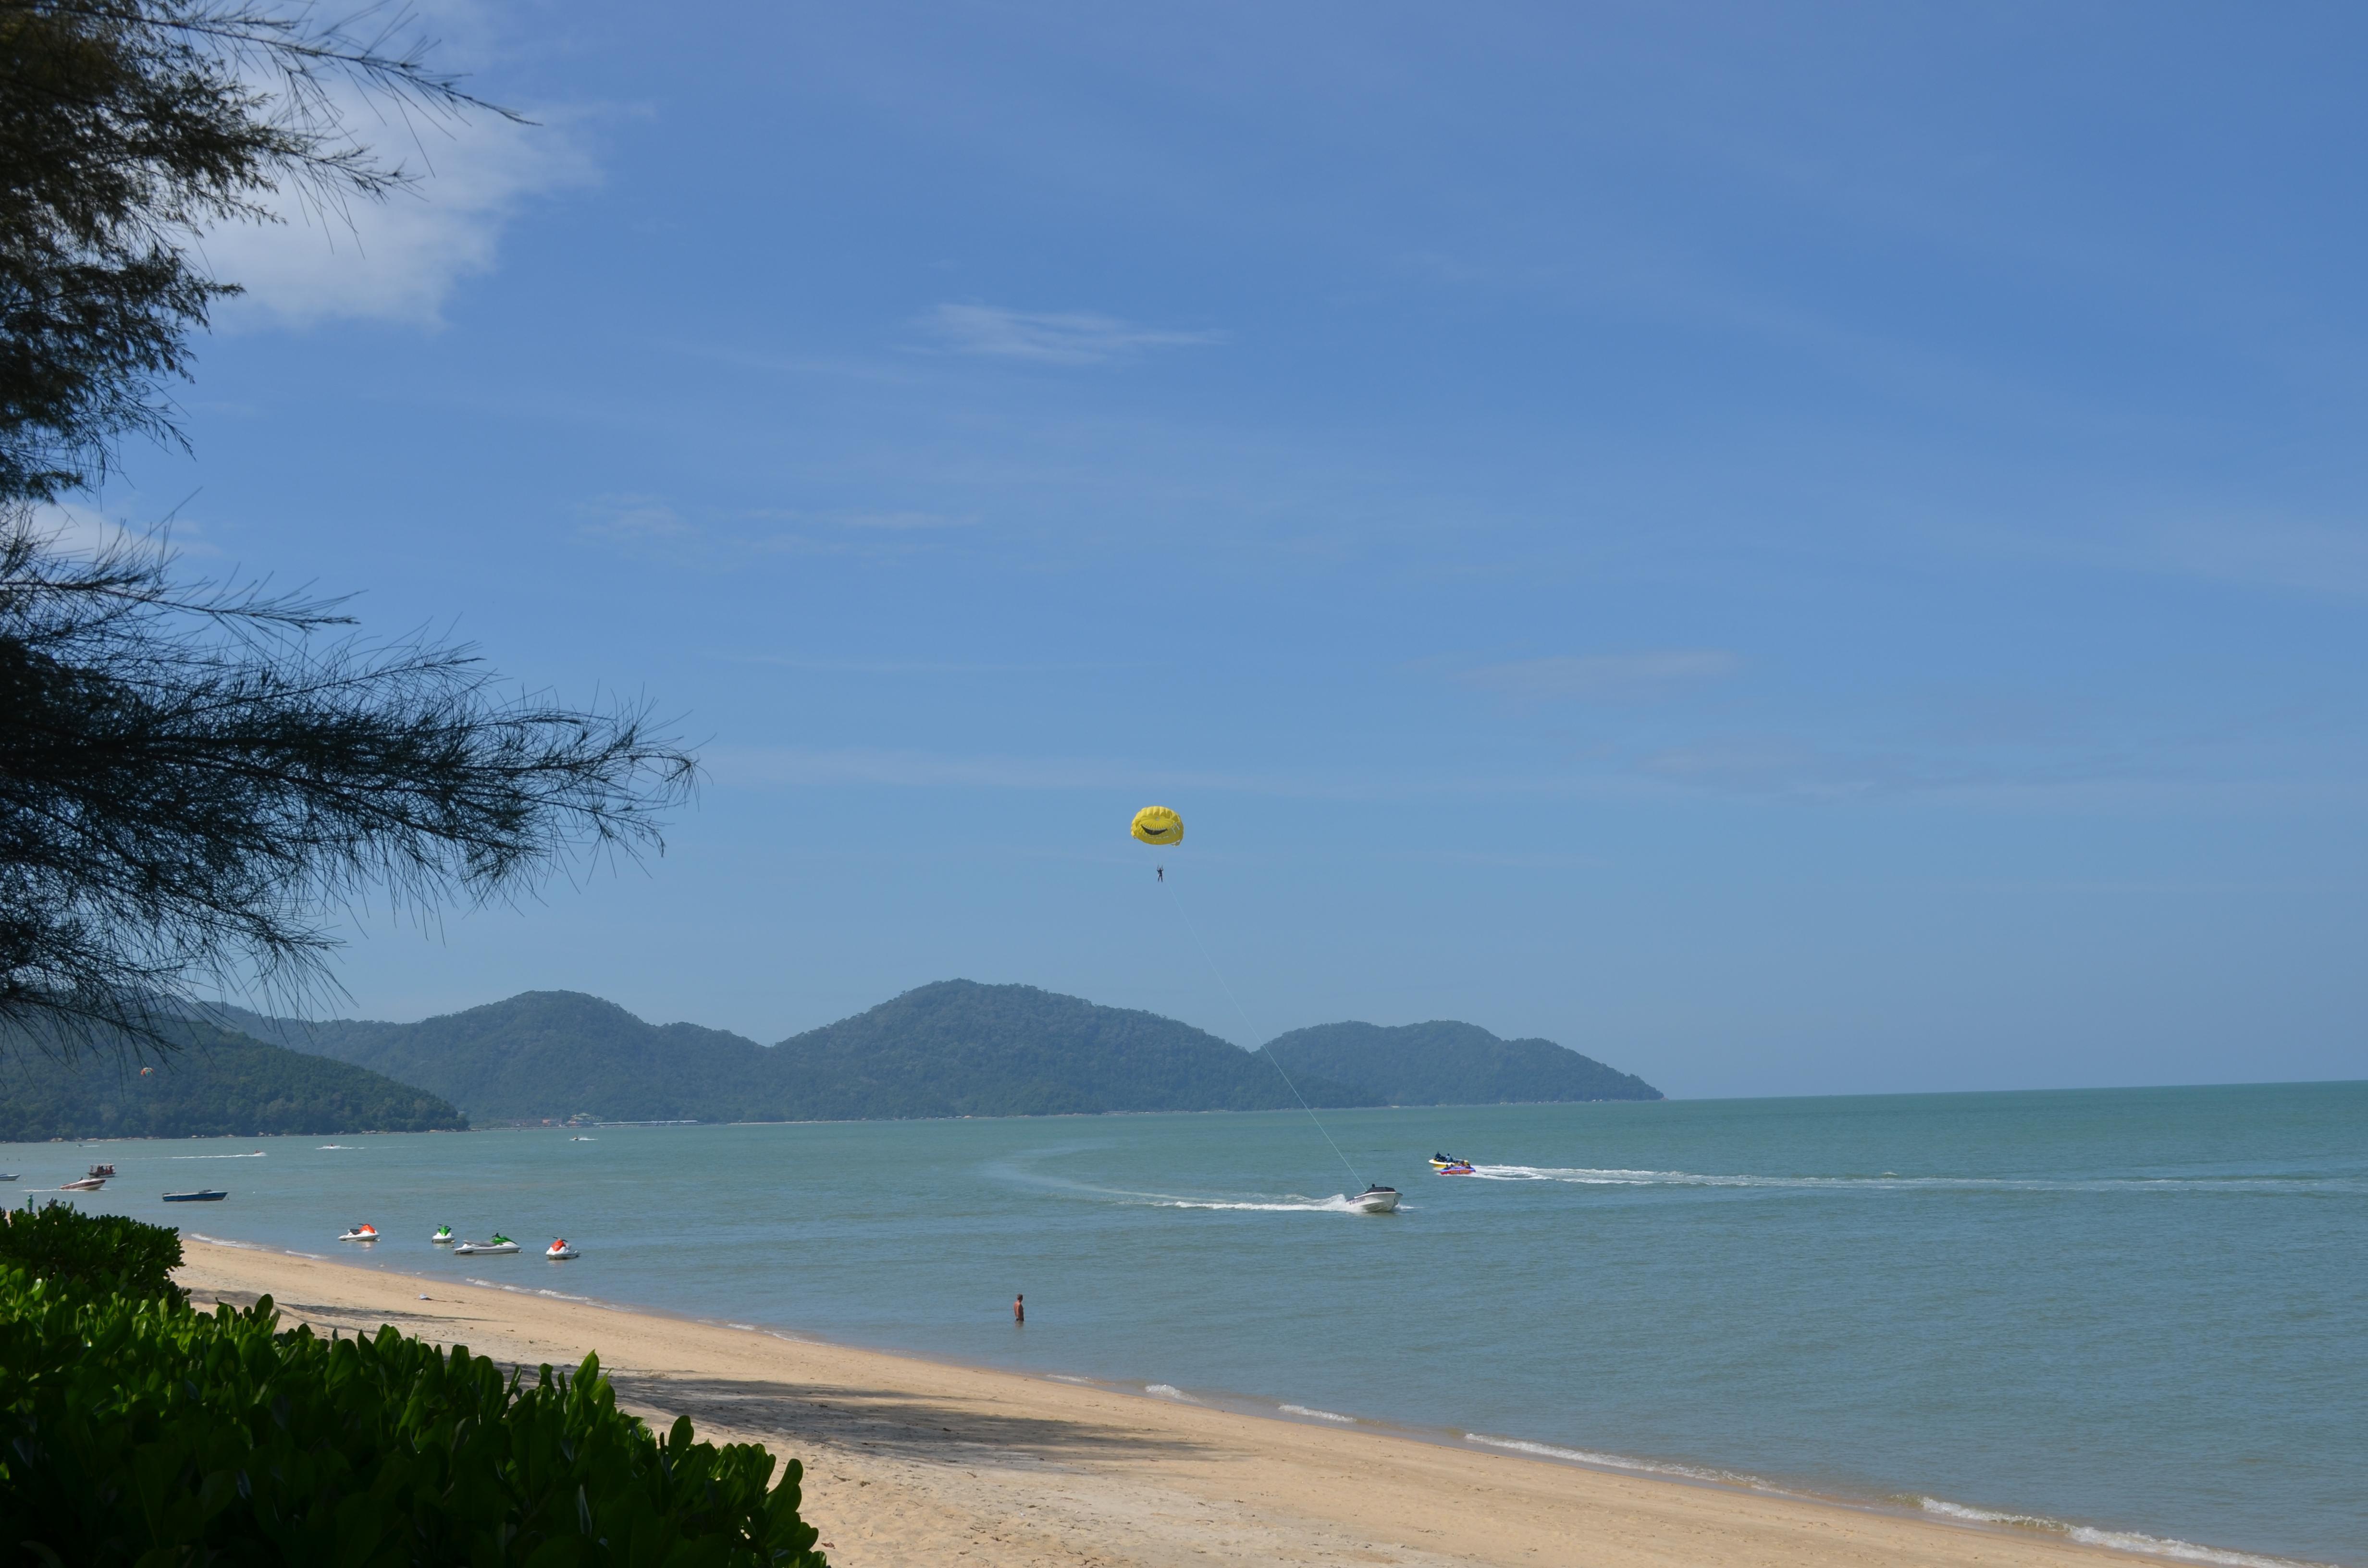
[9, 1082, 2364, 1567]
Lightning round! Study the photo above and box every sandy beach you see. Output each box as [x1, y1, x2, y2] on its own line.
[170, 1238, 2180, 1568]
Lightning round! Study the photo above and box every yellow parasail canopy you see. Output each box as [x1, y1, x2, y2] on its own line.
[1130, 805, 1184, 846]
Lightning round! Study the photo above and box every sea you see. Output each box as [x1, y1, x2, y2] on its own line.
[9, 1081, 2364, 1568]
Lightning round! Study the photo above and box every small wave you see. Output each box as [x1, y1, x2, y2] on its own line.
[184, 1232, 263, 1250]
[1044, 1374, 1095, 1385]
[1280, 1404, 1354, 1423]
[1464, 1433, 1780, 1491]
[1145, 1384, 1196, 1401]
[726, 1322, 757, 1331]
[1917, 1499, 2335, 1568]
[316, 1144, 353, 1150]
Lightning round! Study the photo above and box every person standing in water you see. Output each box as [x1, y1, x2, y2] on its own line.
[1013, 1293, 1024, 1324]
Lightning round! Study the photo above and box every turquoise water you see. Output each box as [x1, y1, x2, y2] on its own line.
[11, 1082, 2364, 1566]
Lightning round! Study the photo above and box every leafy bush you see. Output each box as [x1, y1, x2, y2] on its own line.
[0, 1201, 185, 1305]
[0, 1214, 826, 1566]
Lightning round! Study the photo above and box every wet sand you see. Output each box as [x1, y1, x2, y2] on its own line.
[176, 1238, 2175, 1568]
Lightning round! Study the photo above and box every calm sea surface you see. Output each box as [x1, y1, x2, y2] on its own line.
[11, 1083, 2364, 1566]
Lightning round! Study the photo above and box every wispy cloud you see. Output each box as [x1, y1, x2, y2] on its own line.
[922, 304, 1228, 365]
[201, 89, 596, 330]
[1455, 650, 1739, 702]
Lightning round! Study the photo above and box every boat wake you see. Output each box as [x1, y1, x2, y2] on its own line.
[1146, 1192, 1381, 1214]
[171, 1151, 266, 1160]
[1460, 1166, 2365, 1195]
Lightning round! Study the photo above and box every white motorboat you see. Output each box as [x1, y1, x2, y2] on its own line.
[338, 1224, 379, 1242]
[545, 1238, 578, 1260]
[1346, 1185, 1401, 1214]
[59, 1176, 105, 1191]
[431, 1225, 455, 1244]
[454, 1234, 519, 1255]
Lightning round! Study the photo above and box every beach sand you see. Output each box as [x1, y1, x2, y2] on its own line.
[176, 1238, 2169, 1568]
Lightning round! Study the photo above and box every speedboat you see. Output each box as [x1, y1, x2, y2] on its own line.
[1346, 1184, 1401, 1214]
[431, 1225, 455, 1244]
[545, 1238, 578, 1260]
[338, 1224, 379, 1242]
[161, 1190, 226, 1202]
[454, 1234, 519, 1256]
[1429, 1153, 1471, 1171]
[59, 1176, 105, 1191]
[1, 1173, 17, 1181]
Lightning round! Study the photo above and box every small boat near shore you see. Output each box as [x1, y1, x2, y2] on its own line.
[1347, 1184, 1401, 1214]
[431, 1225, 455, 1244]
[455, 1234, 519, 1256]
[338, 1223, 379, 1242]
[162, 1190, 226, 1202]
[545, 1238, 578, 1260]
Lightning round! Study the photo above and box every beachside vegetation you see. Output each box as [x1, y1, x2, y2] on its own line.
[0, 2, 698, 1057]
[0, 1204, 827, 1566]
[0, 1018, 467, 1140]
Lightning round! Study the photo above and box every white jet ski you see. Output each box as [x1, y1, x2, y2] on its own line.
[454, 1234, 519, 1255]
[545, 1238, 578, 1260]
[431, 1225, 455, 1244]
[338, 1223, 379, 1242]
[1346, 1185, 1401, 1214]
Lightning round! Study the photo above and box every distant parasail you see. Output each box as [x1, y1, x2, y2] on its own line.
[1130, 806, 1184, 846]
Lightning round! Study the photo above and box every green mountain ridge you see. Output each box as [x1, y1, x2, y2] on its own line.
[215, 980, 1661, 1123]
[0, 1021, 469, 1141]
[1262, 1020, 1662, 1106]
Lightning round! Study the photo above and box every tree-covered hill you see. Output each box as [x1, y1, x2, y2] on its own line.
[0, 1022, 468, 1140]
[765, 980, 1371, 1119]
[214, 993, 768, 1125]
[1259, 1019, 1663, 1104]
[228, 982, 1658, 1123]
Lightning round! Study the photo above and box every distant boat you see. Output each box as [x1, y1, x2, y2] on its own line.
[454, 1234, 518, 1256]
[1430, 1153, 1472, 1172]
[1347, 1184, 1401, 1214]
[338, 1223, 379, 1242]
[59, 1176, 105, 1191]
[162, 1190, 226, 1202]
[545, 1238, 578, 1260]
[0, 1173, 16, 1181]
[86, 1163, 116, 1177]
[431, 1225, 455, 1244]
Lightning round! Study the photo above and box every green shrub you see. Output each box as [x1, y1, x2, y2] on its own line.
[0, 1201, 185, 1305]
[0, 1222, 826, 1567]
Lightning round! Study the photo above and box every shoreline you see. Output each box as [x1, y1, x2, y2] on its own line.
[170, 1237, 2294, 1568]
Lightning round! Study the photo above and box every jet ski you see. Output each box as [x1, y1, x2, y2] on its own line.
[545, 1238, 578, 1260]
[454, 1234, 518, 1255]
[431, 1225, 455, 1244]
[1346, 1184, 1401, 1214]
[338, 1223, 379, 1242]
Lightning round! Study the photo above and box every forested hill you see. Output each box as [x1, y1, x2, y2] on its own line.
[1261, 1020, 1663, 1105]
[222, 983, 1374, 1124]
[0, 1022, 469, 1140]
[215, 993, 771, 1126]
[228, 981, 1658, 1124]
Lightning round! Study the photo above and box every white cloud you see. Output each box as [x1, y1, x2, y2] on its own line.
[199, 92, 595, 329]
[922, 304, 1227, 365]
[1456, 649, 1739, 702]
[18, 501, 216, 559]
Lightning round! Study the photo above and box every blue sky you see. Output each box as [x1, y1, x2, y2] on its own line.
[68, 1, 2368, 1096]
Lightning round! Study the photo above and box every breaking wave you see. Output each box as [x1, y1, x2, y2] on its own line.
[1917, 1498, 2337, 1568]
